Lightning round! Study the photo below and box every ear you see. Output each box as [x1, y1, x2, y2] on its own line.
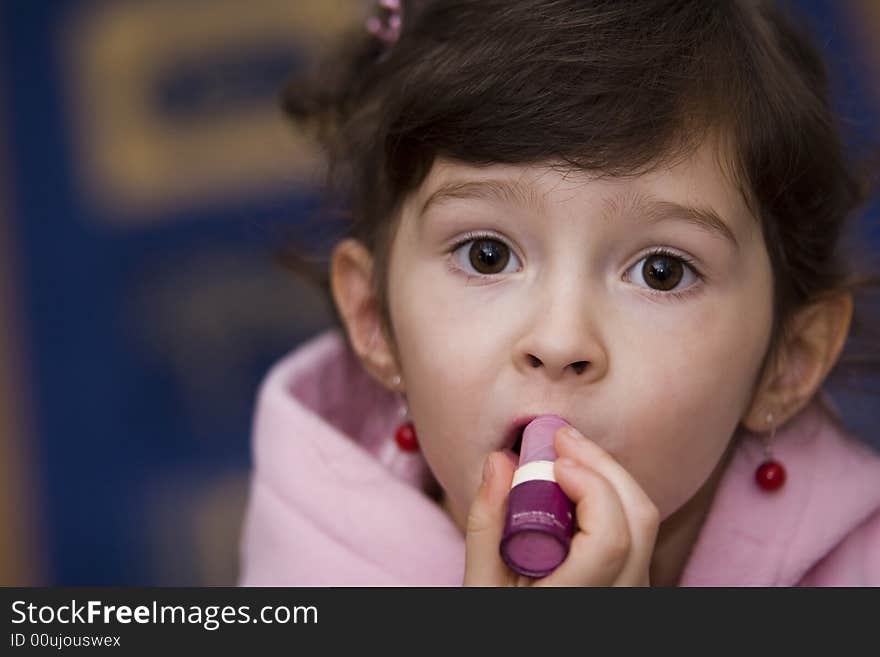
[741, 291, 853, 431]
[330, 238, 403, 392]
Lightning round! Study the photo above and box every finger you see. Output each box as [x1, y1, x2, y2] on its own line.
[554, 427, 660, 585]
[536, 457, 631, 587]
[463, 451, 517, 586]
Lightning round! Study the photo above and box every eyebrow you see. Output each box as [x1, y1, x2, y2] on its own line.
[420, 178, 546, 216]
[420, 178, 740, 251]
[605, 190, 740, 252]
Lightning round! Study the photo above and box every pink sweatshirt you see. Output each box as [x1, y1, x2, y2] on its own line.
[239, 329, 880, 586]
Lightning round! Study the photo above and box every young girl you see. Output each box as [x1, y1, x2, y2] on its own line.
[239, 0, 880, 586]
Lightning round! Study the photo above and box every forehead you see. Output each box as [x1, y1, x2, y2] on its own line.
[413, 138, 756, 240]
[422, 134, 741, 198]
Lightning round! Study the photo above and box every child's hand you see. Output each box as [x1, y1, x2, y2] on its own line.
[463, 425, 660, 586]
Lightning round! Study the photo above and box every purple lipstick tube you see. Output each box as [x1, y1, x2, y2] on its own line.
[499, 415, 575, 578]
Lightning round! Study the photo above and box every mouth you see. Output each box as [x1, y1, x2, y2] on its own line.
[500, 413, 580, 469]
[512, 431, 524, 456]
[502, 416, 539, 465]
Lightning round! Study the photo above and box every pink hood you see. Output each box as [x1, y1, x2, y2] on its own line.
[239, 329, 880, 586]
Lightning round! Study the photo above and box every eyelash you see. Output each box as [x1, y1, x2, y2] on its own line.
[447, 232, 704, 300]
[635, 247, 703, 302]
[447, 231, 520, 283]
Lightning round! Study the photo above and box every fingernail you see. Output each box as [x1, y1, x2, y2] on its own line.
[558, 426, 579, 441]
[482, 453, 495, 484]
[557, 457, 577, 469]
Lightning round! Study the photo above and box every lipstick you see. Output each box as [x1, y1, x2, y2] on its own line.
[499, 415, 575, 578]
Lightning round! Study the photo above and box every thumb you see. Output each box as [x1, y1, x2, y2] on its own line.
[463, 451, 516, 586]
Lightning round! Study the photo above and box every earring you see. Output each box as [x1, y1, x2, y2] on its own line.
[391, 375, 419, 452]
[754, 411, 786, 491]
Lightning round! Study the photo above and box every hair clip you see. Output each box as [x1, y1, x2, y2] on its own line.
[365, 0, 403, 47]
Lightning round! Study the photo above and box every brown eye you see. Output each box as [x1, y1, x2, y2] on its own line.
[468, 239, 510, 275]
[642, 253, 684, 291]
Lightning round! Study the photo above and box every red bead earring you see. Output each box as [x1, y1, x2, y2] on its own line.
[391, 375, 419, 452]
[755, 411, 786, 491]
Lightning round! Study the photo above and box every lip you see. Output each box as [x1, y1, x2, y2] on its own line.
[497, 417, 534, 470]
[499, 414, 576, 470]
[503, 415, 539, 453]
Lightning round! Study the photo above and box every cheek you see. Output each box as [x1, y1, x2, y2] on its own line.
[386, 261, 496, 506]
[613, 295, 771, 517]
[620, 388, 739, 518]
[409, 389, 495, 509]
[387, 232, 511, 397]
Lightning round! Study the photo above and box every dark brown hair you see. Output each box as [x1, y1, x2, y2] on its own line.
[279, 0, 880, 426]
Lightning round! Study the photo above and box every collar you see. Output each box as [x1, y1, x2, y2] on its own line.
[246, 329, 880, 586]
[679, 391, 880, 586]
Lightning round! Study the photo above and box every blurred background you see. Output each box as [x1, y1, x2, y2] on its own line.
[0, 0, 878, 586]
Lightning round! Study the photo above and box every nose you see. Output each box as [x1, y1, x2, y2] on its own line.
[514, 297, 608, 383]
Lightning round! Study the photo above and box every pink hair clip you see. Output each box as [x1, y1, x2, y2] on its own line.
[365, 0, 402, 47]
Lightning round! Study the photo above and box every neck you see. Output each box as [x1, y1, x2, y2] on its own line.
[649, 441, 737, 586]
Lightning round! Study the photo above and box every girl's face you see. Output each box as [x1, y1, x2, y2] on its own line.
[385, 141, 774, 525]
